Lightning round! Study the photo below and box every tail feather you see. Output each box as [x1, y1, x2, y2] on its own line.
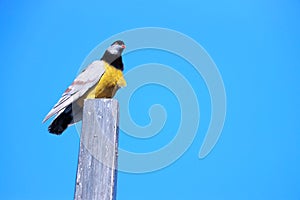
[48, 104, 73, 135]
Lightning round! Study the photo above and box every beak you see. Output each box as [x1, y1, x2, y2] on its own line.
[121, 44, 126, 49]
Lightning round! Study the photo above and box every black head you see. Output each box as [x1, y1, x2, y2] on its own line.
[101, 40, 126, 71]
[107, 40, 126, 56]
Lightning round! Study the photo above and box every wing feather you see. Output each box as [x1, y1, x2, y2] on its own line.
[42, 60, 106, 123]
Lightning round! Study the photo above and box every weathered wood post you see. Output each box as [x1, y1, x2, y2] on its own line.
[74, 99, 119, 200]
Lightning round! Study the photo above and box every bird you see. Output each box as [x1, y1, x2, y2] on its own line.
[43, 40, 126, 135]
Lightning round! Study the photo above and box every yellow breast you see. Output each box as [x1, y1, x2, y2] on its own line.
[86, 62, 126, 99]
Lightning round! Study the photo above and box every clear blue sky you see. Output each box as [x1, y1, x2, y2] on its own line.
[1, 0, 300, 199]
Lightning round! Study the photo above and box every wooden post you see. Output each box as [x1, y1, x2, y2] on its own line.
[74, 99, 119, 200]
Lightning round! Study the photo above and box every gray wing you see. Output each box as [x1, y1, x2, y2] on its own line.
[42, 60, 106, 123]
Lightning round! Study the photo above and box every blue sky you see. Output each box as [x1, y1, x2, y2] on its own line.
[1, 0, 300, 199]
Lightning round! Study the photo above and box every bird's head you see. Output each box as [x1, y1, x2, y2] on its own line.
[101, 40, 126, 70]
[106, 40, 126, 56]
